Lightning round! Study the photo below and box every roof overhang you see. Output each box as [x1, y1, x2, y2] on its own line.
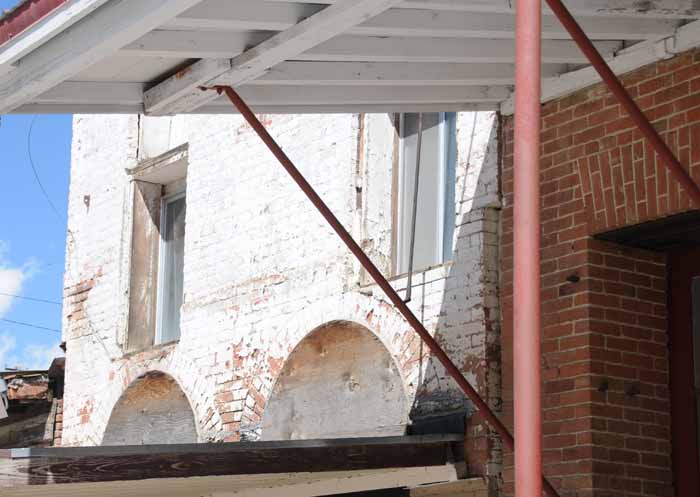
[1, 0, 700, 115]
[0, 434, 466, 497]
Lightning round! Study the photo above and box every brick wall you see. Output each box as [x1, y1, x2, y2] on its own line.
[63, 110, 503, 479]
[500, 48, 700, 496]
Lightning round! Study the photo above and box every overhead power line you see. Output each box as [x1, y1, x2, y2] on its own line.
[27, 116, 65, 222]
[0, 292, 61, 306]
[0, 318, 61, 334]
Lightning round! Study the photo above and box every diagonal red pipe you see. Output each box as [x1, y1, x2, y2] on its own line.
[546, 0, 700, 205]
[211, 85, 561, 497]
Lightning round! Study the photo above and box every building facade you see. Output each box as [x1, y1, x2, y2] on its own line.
[60, 47, 700, 497]
[61, 110, 503, 478]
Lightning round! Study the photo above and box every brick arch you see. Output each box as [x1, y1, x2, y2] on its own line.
[260, 320, 410, 440]
[216, 292, 426, 441]
[102, 370, 197, 445]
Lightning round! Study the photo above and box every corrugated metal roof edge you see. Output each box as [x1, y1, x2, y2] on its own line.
[0, 0, 67, 47]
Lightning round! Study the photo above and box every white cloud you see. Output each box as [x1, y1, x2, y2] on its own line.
[16, 342, 63, 370]
[0, 334, 16, 371]
[0, 242, 59, 371]
[0, 241, 37, 319]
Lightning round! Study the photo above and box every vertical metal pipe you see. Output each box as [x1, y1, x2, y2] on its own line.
[405, 112, 423, 303]
[213, 85, 560, 497]
[545, 0, 700, 205]
[514, 0, 542, 496]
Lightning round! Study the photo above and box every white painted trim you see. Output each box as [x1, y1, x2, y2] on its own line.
[501, 18, 700, 114]
[0, 0, 204, 113]
[35, 81, 510, 106]
[0, 0, 110, 76]
[162, 2, 681, 41]
[143, 0, 404, 115]
[127, 32, 619, 64]
[268, 0, 700, 19]
[14, 102, 497, 114]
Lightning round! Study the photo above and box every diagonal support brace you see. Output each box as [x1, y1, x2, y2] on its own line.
[546, 0, 700, 206]
[209, 85, 561, 497]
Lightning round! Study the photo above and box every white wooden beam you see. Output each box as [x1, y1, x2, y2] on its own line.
[500, 17, 700, 114]
[126, 32, 620, 64]
[14, 101, 496, 114]
[0, 0, 204, 114]
[164, 0, 324, 32]
[33, 81, 144, 105]
[233, 84, 511, 105]
[42, 80, 508, 106]
[249, 61, 567, 86]
[165, 1, 680, 40]
[0, 0, 110, 76]
[268, 0, 700, 19]
[294, 36, 620, 64]
[121, 31, 271, 59]
[143, 0, 403, 115]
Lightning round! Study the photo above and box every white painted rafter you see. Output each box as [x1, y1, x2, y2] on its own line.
[0, 0, 110, 76]
[165, 1, 681, 40]
[143, 0, 404, 115]
[0, 0, 205, 114]
[126, 32, 620, 64]
[267, 0, 700, 19]
[248, 61, 566, 86]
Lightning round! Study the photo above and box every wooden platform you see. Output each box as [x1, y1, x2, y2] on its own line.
[0, 434, 468, 497]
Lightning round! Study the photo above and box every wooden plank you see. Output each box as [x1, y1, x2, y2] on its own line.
[126, 181, 161, 352]
[0, 0, 110, 75]
[34, 81, 144, 105]
[0, 467, 459, 497]
[233, 84, 510, 105]
[126, 32, 619, 64]
[249, 61, 566, 86]
[164, 1, 679, 40]
[143, 0, 403, 115]
[268, 0, 700, 19]
[13, 102, 497, 114]
[292, 36, 620, 64]
[0, 0, 204, 113]
[34, 80, 509, 105]
[0, 435, 462, 486]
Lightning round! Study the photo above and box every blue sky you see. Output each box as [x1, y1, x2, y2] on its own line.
[1, 0, 71, 370]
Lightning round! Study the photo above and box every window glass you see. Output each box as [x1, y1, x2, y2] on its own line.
[158, 194, 186, 343]
[397, 112, 456, 274]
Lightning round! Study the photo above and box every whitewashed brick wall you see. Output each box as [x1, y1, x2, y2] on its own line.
[62, 110, 502, 468]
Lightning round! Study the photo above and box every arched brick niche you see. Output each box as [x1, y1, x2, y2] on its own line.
[102, 371, 197, 445]
[260, 321, 409, 440]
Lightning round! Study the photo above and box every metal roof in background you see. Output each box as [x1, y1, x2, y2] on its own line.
[0, 0, 700, 115]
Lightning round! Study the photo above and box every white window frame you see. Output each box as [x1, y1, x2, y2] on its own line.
[396, 112, 456, 275]
[155, 189, 186, 345]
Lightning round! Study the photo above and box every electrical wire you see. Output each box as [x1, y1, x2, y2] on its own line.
[0, 318, 61, 333]
[0, 292, 61, 306]
[27, 116, 65, 222]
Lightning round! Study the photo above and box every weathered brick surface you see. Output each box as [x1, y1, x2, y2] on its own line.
[500, 49, 700, 496]
[62, 112, 503, 479]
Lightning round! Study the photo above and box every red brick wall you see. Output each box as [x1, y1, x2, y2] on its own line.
[500, 48, 700, 496]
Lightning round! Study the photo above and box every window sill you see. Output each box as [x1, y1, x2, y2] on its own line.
[121, 339, 180, 360]
[359, 260, 454, 292]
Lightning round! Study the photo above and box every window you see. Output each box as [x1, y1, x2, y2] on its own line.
[126, 145, 187, 352]
[156, 193, 186, 344]
[395, 112, 457, 275]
